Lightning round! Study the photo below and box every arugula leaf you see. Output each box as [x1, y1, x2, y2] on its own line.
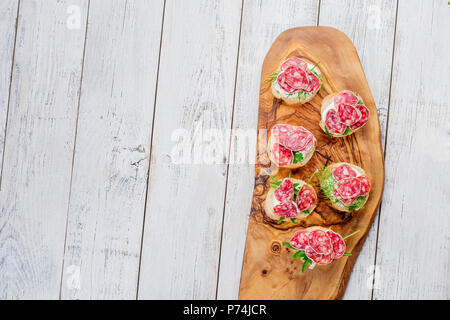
[324, 125, 333, 137]
[292, 251, 304, 259]
[343, 126, 352, 135]
[290, 218, 298, 224]
[293, 151, 304, 164]
[270, 181, 282, 189]
[302, 209, 310, 215]
[277, 217, 285, 225]
[357, 100, 363, 105]
[292, 183, 301, 202]
[302, 259, 312, 273]
[282, 241, 296, 250]
[343, 253, 352, 256]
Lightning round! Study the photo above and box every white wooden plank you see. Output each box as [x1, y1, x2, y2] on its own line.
[216, 0, 320, 300]
[60, 0, 164, 299]
[0, 0, 88, 299]
[373, 0, 450, 299]
[318, 0, 397, 300]
[0, 0, 19, 185]
[137, 0, 242, 299]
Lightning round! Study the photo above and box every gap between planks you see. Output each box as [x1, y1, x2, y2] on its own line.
[370, 0, 399, 300]
[0, 0, 21, 191]
[135, 0, 167, 300]
[58, 0, 91, 300]
[214, 0, 245, 300]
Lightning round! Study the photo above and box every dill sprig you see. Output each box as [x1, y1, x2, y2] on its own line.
[317, 166, 337, 201]
[347, 196, 367, 212]
[265, 71, 279, 84]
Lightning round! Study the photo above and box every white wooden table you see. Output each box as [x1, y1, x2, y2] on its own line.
[0, 0, 449, 300]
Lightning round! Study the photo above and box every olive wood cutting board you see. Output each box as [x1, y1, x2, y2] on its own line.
[239, 26, 385, 300]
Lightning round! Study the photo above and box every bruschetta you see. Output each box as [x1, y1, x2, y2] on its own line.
[268, 57, 322, 105]
[319, 90, 370, 137]
[267, 124, 316, 169]
[318, 162, 371, 212]
[283, 227, 358, 272]
[264, 176, 318, 226]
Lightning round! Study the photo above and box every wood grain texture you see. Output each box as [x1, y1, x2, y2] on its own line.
[0, 0, 18, 184]
[0, 0, 88, 299]
[239, 27, 384, 300]
[60, 0, 164, 299]
[318, 0, 397, 299]
[216, 0, 319, 300]
[137, 0, 242, 299]
[373, 0, 450, 299]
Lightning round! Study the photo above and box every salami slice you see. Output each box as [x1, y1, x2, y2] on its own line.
[326, 230, 346, 259]
[284, 66, 310, 91]
[305, 246, 333, 265]
[305, 71, 321, 93]
[283, 127, 313, 151]
[325, 109, 346, 135]
[307, 230, 333, 255]
[272, 143, 293, 167]
[358, 175, 371, 196]
[296, 184, 317, 211]
[276, 72, 297, 93]
[280, 57, 308, 71]
[331, 164, 357, 181]
[303, 137, 315, 153]
[337, 103, 362, 126]
[335, 177, 361, 200]
[271, 124, 293, 144]
[350, 104, 370, 130]
[275, 178, 294, 203]
[290, 230, 309, 250]
[333, 190, 358, 206]
[334, 90, 358, 106]
[273, 201, 298, 218]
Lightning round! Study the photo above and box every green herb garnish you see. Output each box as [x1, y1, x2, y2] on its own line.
[282, 242, 314, 273]
[290, 218, 298, 224]
[269, 174, 282, 189]
[277, 217, 285, 225]
[265, 71, 279, 84]
[282, 241, 295, 250]
[302, 209, 310, 215]
[343, 229, 361, 240]
[270, 181, 282, 189]
[324, 125, 333, 137]
[293, 151, 304, 164]
[318, 166, 337, 202]
[310, 61, 320, 73]
[347, 196, 366, 212]
[343, 126, 352, 135]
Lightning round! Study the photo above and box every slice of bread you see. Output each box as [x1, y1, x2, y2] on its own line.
[264, 178, 317, 226]
[319, 92, 366, 138]
[271, 81, 317, 105]
[320, 162, 369, 212]
[267, 127, 316, 169]
[270, 59, 322, 106]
